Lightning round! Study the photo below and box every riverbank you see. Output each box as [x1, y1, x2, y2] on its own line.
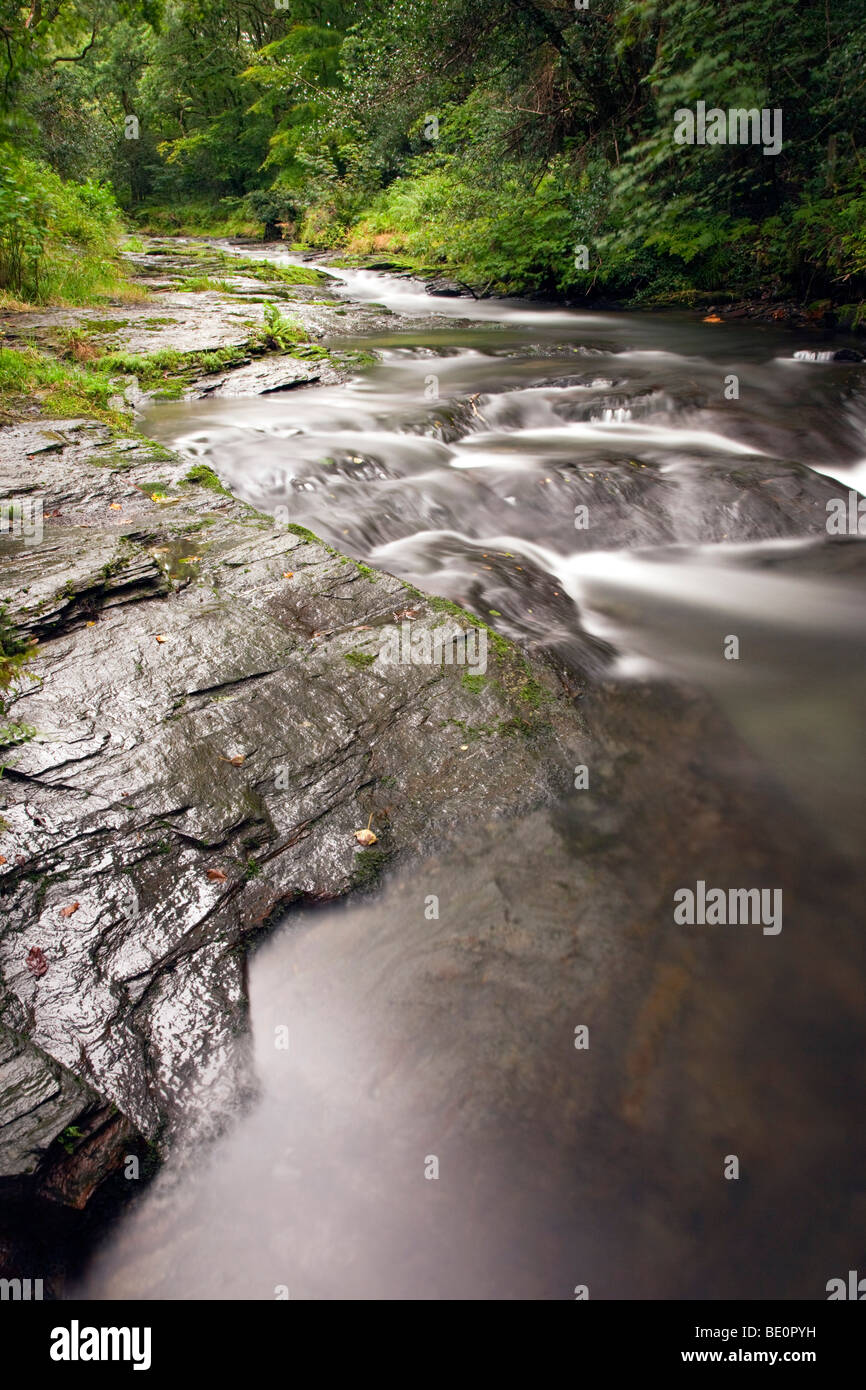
[133, 212, 866, 334]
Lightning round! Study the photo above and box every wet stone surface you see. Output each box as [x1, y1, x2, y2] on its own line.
[0, 418, 585, 1192]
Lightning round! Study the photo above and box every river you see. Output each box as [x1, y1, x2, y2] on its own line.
[77, 250, 866, 1300]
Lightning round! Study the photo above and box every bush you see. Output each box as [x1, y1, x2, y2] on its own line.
[245, 187, 300, 240]
[0, 149, 125, 303]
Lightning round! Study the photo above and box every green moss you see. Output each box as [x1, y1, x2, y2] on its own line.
[58, 1125, 85, 1154]
[345, 649, 377, 668]
[337, 349, 379, 367]
[518, 678, 550, 709]
[284, 522, 342, 558]
[218, 256, 331, 287]
[86, 318, 133, 333]
[182, 464, 231, 496]
[288, 344, 329, 360]
[461, 673, 487, 694]
[496, 715, 537, 737]
[352, 846, 391, 888]
[168, 517, 216, 535]
[91, 449, 139, 471]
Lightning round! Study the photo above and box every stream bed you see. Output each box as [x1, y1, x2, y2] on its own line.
[77, 252, 866, 1300]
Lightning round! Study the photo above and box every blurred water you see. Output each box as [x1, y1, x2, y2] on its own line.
[77, 255, 866, 1300]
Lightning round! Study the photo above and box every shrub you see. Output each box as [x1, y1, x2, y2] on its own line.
[0, 149, 126, 303]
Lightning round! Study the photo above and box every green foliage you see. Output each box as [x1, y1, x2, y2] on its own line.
[0, 606, 38, 747]
[135, 199, 259, 237]
[244, 187, 301, 239]
[0, 150, 126, 302]
[253, 303, 303, 351]
[57, 1125, 86, 1154]
[0, 342, 125, 421]
[1, 0, 863, 307]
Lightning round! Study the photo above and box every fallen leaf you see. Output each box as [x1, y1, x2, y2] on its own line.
[155, 634, 167, 643]
[26, 946, 49, 978]
[109, 502, 123, 511]
[354, 828, 377, 846]
[86, 621, 96, 627]
[282, 571, 294, 579]
[703, 314, 723, 323]
[59, 901, 80, 918]
[0, 855, 6, 864]
[206, 867, 227, 881]
[219, 754, 245, 766]
[179, 555, 200, 564]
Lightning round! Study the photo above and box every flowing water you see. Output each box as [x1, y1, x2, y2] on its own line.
[78, 251, 866, 1300]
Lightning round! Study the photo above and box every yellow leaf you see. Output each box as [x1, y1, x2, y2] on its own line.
[354, 828, 377, 846]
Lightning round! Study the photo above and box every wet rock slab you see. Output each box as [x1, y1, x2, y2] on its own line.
[0, 419, 584, 1192]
